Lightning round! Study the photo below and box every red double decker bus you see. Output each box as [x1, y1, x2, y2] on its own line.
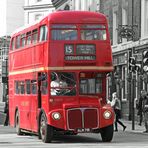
[9, 11, 114, 143]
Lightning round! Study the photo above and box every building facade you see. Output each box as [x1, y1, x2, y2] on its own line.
[24, 0, 54, 24]
[52, 0, 100, 12]
[0, 0, 24, 103]
[0, 0, 24, 37]
[100, 0, 148, 120]
[100, 0, 141, 119]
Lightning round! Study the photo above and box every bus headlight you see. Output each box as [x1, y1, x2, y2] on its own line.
[103, 110, 111, 119]
[52, 112, 61, 120]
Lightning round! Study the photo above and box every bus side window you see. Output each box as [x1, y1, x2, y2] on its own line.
[39, 25, 48, 42]
[26, 80, 31, 94]
[31, 80, 37, 94]
[20, 81, 25, 94]
[32, 29, 38, 44]
[15, 81, 20, 94]
[21, 34, 26, 47]
[26, 31, 32, 45]
[16, 35, 21, 49]
[41, 80, 48, 95]
[11, 37, 15, 50]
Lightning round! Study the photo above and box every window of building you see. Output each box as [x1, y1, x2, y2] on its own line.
[113, 11, 118, 44]
[64, 5, 70, 10]
[121, 66, 127, 101]
[122, 8, 128, 26]
[39, 25, 48, 41]
[121, 7, 128, 43]
[145, 0, 148, 35]
[35, 14, 42, 21]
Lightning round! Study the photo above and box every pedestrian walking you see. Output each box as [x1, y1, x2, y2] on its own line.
[142, 91, 148, 133]
[111, 92, 126, 132]
[4, 99, 9, 126]
[136, 90, 144, 126]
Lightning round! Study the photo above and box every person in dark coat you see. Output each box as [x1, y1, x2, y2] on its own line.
[4, 99, 9, 126]
[142, 92, 148, 133]
[137, 90, 145, 126]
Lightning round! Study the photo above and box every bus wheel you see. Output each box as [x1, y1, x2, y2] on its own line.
[15, 111, 23, 135]
[100, 124, 114, 142]
[40, 113, 53, 143]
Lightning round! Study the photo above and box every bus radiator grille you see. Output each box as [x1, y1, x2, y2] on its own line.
[67, 108, 98, 130]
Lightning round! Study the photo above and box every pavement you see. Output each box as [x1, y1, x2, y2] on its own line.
[0, 112, 6, 125]
[117, 119, 146, 134]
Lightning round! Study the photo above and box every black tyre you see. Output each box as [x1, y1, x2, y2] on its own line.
[40, 113, 53, 143]
[15, 111, 23, 135]
[100, 124, 114, 142]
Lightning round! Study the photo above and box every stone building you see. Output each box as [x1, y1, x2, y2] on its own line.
[0, 0, 24, 103]
[100, 0, 141, 119]
[52, 0, 100, 11]
[0, 0, 24, 37]
[100, 0, 148, 120]
[24, 0, 54, 25]
[0, 0, 24, 121]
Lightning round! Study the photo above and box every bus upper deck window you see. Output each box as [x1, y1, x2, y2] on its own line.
[39, 25, 48, 42]
[51, 24, 77, 40]
[11, 38, 15, 50]
[21, 34, 26, 47]
[80, 25, 107, 40]
[26, 32, 31, 45]
[16, 35, 21, 49]
[32, 29, 38, 44]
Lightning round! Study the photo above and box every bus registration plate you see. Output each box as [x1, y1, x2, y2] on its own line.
[77, 128, 91, 133]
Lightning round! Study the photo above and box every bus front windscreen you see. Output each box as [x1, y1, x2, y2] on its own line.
[51, 24, 107, 41]
[51, 25, 77, 40]
[80, 25, 107, 40]
[50, 72, 76, 96]
[79, 72, 103, 95]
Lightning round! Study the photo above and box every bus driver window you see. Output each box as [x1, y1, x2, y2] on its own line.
[50, 72, 76, 96]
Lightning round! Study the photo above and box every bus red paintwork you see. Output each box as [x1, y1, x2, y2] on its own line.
[9, 11, 114, 143]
